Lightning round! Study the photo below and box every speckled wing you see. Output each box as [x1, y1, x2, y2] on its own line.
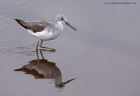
[15, 19, 54, 33]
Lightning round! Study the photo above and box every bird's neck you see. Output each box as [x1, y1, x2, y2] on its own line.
[56, 21, 64, 31]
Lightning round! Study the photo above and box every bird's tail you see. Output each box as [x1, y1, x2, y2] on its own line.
[15, 19, 28, 29]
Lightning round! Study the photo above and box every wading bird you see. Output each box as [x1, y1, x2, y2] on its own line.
[15, 14, 77, 52]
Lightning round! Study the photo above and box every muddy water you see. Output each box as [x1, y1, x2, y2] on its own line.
[0, 0, 139, 96]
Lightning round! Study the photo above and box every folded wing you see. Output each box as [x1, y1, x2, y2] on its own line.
[15, 19, 53, 33]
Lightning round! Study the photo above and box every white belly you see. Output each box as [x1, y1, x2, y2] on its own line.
[27, 29, 62, 41]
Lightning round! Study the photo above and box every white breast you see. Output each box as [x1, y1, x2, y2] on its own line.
[27, 28, 62, 41]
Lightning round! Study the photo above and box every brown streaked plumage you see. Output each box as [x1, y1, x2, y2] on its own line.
[15, 19, 53, 33]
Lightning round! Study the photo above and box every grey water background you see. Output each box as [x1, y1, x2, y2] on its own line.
[0, 0, 140, 96]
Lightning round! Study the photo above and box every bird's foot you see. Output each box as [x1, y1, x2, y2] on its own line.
[38, 46, 56, 52]
[45, 48, 56, 52]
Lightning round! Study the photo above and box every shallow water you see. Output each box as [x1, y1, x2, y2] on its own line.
[0, 0, 140, 96]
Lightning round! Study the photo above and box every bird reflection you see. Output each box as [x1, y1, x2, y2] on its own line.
[14, 50, 75, 88]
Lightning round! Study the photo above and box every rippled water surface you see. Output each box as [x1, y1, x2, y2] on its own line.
[0, 0, 140, 96]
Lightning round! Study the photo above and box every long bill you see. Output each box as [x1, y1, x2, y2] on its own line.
[65, 21, 77, 31]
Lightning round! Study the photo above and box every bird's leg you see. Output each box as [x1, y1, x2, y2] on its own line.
[39, 40, 56, 52]
[38, 40, 45, 49]
[38, 40, 47, 49]
[39, 49, 44, 60]
[39, 40, 45, 60]
[36, 41, 40, 63]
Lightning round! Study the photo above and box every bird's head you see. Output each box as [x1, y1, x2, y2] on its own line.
[56, 14, 67, 22]
[56, 14, 77, 31]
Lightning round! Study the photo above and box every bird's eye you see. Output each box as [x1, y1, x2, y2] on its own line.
[61, 18, 64, 20]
